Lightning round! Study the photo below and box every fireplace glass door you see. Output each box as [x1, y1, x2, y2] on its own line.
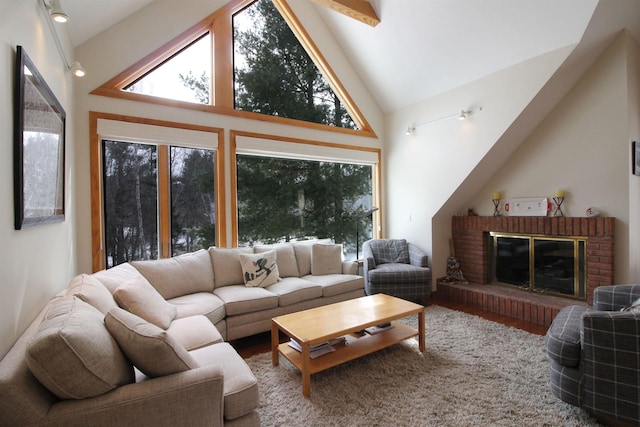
[491, 232, 586, 299]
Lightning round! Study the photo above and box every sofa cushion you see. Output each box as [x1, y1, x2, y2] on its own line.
[166, 315, 224, 351]
[131, 249, 214, 299]
[168, 292, 226, 324]
[92, 262, 141, 293]
[544, 305, 589, 367]
[303, 273, 365, 297]
[292, 239, 333, 276]
[25, 296, 134, 400]
[105, 307, 199, 378]
[367, 263, 431, 284]
[114, 274, 177, 329]
[238, 250, 280, 287]
[189, 343, 259, 420]
[255, 243, 300, 277]
[311, 244, 343, 275]
[214, 285, 278, 316]
[266, 277, 323, 306]
[209, 247, 254, 287]
[65, 273, 117, 314]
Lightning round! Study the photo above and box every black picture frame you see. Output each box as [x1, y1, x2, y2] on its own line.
[14, 45, 66, 229]
[633, 141, 640, 177]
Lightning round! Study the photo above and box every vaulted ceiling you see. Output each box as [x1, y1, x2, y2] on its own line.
[58, 0, 640, 114]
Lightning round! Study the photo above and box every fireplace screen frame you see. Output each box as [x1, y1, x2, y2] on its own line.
[489, 232, 587, 300]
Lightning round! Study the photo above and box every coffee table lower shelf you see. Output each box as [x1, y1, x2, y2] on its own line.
[277, 321, 418, 375]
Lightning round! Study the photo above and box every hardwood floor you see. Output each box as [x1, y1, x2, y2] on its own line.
[231, 295, 548, 359]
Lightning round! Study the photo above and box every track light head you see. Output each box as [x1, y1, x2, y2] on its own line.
[70, 61, 86, 77]
[48, 0, 68, 23]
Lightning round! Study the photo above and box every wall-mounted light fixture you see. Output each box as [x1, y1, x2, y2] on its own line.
[46, 0, 68, 23]
[40, 0, 86, 77]
[405, 107, 482, 135]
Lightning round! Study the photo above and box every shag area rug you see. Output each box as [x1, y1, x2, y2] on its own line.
[245, 305, 602, 427]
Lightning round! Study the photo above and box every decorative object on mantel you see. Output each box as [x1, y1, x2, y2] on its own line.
[505, 197, 549, 216]
[553, 189, 565, 217]
[467, 208, 478, 216]
[585, 207, 600, 217]
[492, 192, 501, 216]
[442, 239, 466, 284]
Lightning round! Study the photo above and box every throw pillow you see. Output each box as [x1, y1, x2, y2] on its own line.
[114, 275, 177, 329]
[131, 249, 214, 299]
[65, 273, 117, 314]
[238, 250, 280, 287]
[311, 244, 342, 275]
[255, 243, 300, 277]
[621, 296, 640, 312]
[209, 247, 254, 287]
[105, 307, 199, 378]
[26, 296, 134, 400]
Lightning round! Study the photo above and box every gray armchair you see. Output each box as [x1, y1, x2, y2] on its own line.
[362, 239, 431, 303]
[544, 284, 640, 426]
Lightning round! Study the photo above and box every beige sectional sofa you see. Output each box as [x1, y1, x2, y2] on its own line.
[0, 240, 364, 426]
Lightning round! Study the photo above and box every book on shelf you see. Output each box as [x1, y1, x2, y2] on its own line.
[288, 337, 347, 358]
[364, 322, 395, 335]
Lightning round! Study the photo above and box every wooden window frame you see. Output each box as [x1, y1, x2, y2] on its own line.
[229, 129, 382, 247]
[90, 0, 376, 138]
[89, 112, 225, 272]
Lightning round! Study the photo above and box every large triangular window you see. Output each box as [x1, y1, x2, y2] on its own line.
[233, 0, 356, 129]
[124, 33, 211, 105]
[92, 0, 373, 135]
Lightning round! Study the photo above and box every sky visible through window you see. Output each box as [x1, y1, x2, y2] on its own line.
[125, 34, 211, 104]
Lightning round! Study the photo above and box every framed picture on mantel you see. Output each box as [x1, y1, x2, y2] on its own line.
[14, 45, 66, 229]
[633, 141, 640, 176]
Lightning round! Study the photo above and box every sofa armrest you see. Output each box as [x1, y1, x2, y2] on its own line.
[581, 310, 640, 423]
[44, 365, 225, 427]
[408, 243, 429, 268]
[342, 260, 358, 275]
[593, 284, 640, 311]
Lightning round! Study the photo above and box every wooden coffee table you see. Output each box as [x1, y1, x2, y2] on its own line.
[271, 293, 425, 397]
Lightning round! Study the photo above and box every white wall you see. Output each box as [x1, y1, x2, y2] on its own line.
[0, 0, 77, 358]
[384, 31, 640, 286]
[384, 45, 575, 281]
[469, 33, 634, 283]
[73, 0, 383, 272]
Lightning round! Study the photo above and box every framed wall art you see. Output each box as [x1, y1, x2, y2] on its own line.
[14, 45, 66, 229]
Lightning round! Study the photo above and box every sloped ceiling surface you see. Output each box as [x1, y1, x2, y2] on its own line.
[60, 0, 639, 114]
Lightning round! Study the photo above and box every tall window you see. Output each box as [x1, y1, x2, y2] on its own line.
[103, 141, 159, 266]
[102, 141, 216, 267]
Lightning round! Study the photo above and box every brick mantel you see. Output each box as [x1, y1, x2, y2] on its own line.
[451, 216, 614, 305]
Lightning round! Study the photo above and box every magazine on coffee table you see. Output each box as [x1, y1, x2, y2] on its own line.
[288, 337, 347, 358]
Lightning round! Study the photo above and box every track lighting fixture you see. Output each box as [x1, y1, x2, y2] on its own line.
[40, 0, 86, 77]
[47, 0, 68, 23]
[405, 107, 482, 135]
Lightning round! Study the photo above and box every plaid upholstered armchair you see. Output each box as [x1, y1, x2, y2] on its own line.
[362, 239, 431, 303]
[544, 284, 640, 426]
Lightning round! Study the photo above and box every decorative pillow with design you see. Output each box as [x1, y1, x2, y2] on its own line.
[105, 307, 199, 378]
[238, 250, 280, 287]
[26, 296, 134, 399]
[113, 275, 177, 329]
[311, 244, 343, 275]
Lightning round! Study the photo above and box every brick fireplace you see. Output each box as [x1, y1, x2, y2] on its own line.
[436, 216, 614, 326]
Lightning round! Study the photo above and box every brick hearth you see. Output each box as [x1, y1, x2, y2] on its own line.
[435, 216, 615, 327]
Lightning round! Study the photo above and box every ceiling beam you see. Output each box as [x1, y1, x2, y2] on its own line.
[310, 0, 380, 27]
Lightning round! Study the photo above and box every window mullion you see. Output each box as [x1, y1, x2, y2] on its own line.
[158, 145, 171, 258]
